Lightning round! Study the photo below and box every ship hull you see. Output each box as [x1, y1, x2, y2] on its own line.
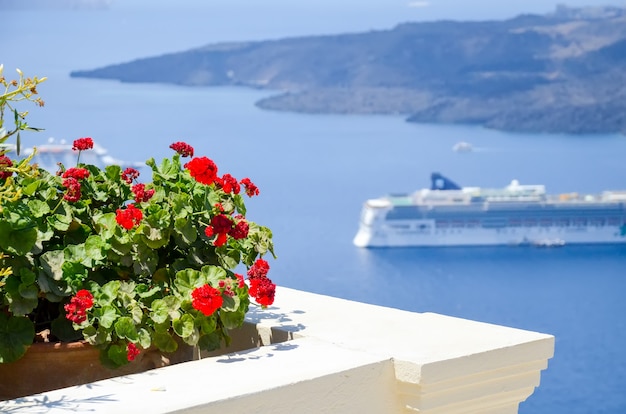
[353, 221, 626, 247]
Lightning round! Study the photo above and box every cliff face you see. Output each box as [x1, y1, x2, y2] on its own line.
[70, 6, 626, 134]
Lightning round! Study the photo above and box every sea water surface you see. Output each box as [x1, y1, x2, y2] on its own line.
[3, 2, 626, 413]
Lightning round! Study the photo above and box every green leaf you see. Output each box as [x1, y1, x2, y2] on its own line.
[85, 235, 107, 262]
[233, 194, 247, 216]
[198, 331, 222, 352]
[172, 314, 195, 338]
[174, 269, 206, 295]
[104, 164, 123, 181]
[64, 244, 92, 268]
[220, 309, 245, 330]
[51, 315, 83, 342]
[93, 212, 118, 241]
[95, 305, 118, 329]
[4, 273, 38, 315]
[220, 294, 240, 312]
[0, 218, 38, 256]
[40, 249, 66, 281]
[18, 283, 38, 300]
[106, 344, 130, 367]
[133, 243, 159, 276]
[173, 217, 197, 245]
[137, 328, 151, 349]
[99, 281, 121, 305]
[114, 316, 139, 341]
[47, 208, 72, 231]
[27, 199, 50, 218]
[149, 296, 181, 324]
[200, 265, 227, 287]
[153, 332, 178, 353]
[197, 314, 216, 335]
[218, 248, 239, 270]
[154, 157, 180, 181]
[0, 313, 35, 363]
[61, 261, 88, 289]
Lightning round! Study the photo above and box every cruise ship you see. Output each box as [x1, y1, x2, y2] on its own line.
[353, 173, 626, 247]
[4, 138, 143, 173]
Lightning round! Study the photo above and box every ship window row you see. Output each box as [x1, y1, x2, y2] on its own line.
[387, 206, 625, 221]
[434, 217, 625, 228]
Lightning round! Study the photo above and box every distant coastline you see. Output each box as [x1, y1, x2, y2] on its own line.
[70, 5, 626, 135]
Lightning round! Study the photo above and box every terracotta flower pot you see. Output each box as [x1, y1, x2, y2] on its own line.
[0, 340, 195, 401]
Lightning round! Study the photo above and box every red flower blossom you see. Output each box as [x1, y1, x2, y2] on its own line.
[211, 214, 233, 234]
[210, 214, 233, 246]
[131, 183, 155, 203]
[217, 174, 240, 194]
[170, 141, 194, 157]
[191, 284, 223, 316]
[240, 178, 259, 197]
[72, 137, 94, 151]
[229, 219, 249, 240]
[0, 155, 13, 180]
[64, 290, 94, 324]
[62, 177, 82, 202]
[214, 233, 228, 247]
[62, 167, 90, 180]
[184, 156, 218, 185]
[249, 277, 276, 307]
[247, 258, 270, 279]
[115, 204, 143, 229]
[235, 273, 245, 289]
[121, 167, 140, 184]
[204, 226, 214, 238]
[127, 343, 140, 362]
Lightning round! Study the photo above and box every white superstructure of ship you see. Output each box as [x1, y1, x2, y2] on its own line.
[353, 173, 626, 247]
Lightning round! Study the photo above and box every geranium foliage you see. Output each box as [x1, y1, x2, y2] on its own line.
[0, 67, 277, 367]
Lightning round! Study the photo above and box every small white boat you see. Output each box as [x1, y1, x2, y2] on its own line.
[452, 141, 473, 153]
[533, 239, 566, 248]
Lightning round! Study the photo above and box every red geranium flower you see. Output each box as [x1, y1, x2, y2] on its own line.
[249, 277, 276, 307]
[211, 214, 232, 234]
[115, 204, 143, 229]
[235, 273, 245, 289]
[214, 233, 228, 247]
[191, 284, 223, 316]
[247, 258, 270, 279]
[217, 174, 240, 194]
[121, 167, 140, 184]
[131, 183, 155, 203]
[64, 290, 94, 324]
[72, 137, 94, 151]
[0, 155, 13, 180]
[62, 177, 82, 202]
[127, 343, 141, 362]
[229, 219, 249, 240]
[184, 156, 218, 185]
[169, 141, 194, 157]
[240, 178, 259, 197]
[210, 214, 233, 247]
[204, 226, 214, 238]
[62, 167, 90, 180]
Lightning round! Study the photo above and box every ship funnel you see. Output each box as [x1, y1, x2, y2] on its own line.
[430, 173, 462, 190]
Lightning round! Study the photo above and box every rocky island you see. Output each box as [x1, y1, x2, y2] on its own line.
[70, 5, 626, 135]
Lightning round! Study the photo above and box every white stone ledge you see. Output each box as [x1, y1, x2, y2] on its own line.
[0, 287, 555, 414]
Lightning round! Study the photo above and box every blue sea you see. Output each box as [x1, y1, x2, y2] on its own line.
[3, 2, 626, 413]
